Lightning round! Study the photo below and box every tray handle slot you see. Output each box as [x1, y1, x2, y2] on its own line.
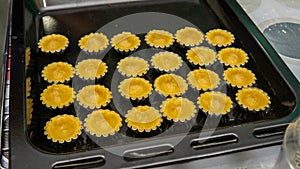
[52, 155, 105, 169]
[123, 144, 174, 161]
[253, 123, 289, 139]
[191, 133, 238, 150]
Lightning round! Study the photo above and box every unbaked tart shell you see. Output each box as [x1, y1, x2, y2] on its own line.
[175, 27, 204, 47]
[117, 57, 149, 77]
[76, 85, 112, 109]
[151, 51, 182, 72]
[154, 74, 188, 97]
[84, 109, 122, 137]
[223, 67, 256, 88]
[42, 62, 74, 83]
[111, 32, 141, 52]
[145, 30, 174, 48]
[236, 87, 271, 111]
[40, 84, 75, 109]
[78, 32, 109, 53]
[187, 68, 220, 91]
[160, 97, 197, 122]
[118, 77, 152, 100]
[205, 29, 235, 47]
[198, 91, 233, 115]
[44, 114, 82, 143]
[218, 47, 249, 67]
[75, 59, 108, 80]
[186, 46, 217, 66]
[38, 34, 69, 54]
[125, 106, 162, 132]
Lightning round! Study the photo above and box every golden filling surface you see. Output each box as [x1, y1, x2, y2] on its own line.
[117, 57, 149, 77]
[111, 32, 141, 52]
[118, 77, 152, 100]
[160, 97, 196, 122]
[223, 67, 256, 88]
[206, 29, 235, 47]
[187, 68, 220, 91]
[38, 34, 69, 53]
[236, 87, 270, 111]
[154, 74, 188, 97]
[84, 109, 122, 137]
[151, 52, 182, 71]
[175, 27, 204, 47]
[126, 106, 162, 132]
[145, 30, 174, 48]
[186, 47, 217, 66]
[198, 91, 233, 115]
[77, 85, 112, 109]
[42, 62, 74, 83]
[75, 59, 108, 80]
[218, 47, 248, 67]
[78, 33, 109, 52]
[40, 84, 74, 109]
[44, 114, 82, 143]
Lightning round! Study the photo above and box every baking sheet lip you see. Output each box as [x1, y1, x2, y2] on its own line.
[121, 140, 283, 169]
[51, 154, 105, 169]
[190, 133, 238, 144]
[122, 143, 174, 156]
[36, 0, 149, 14]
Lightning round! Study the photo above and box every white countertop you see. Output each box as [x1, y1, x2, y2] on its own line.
[238, 0, 300, 82]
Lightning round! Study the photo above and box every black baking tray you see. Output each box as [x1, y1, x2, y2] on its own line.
[10, 0, 300, 168]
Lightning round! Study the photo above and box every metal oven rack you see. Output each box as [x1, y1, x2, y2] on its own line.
[0, 0, 12, 168]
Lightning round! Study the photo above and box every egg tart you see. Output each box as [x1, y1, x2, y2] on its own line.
[75, 59, 108, 80]
[236, 87, 271, 111]
[187, 68, 220, 91]
[40, 84, 75, 109]
[44, 114, 82, 143]
[186, 46, 217, 66]
[223, 67, 256, 88]
[38, 34, 69, 54]
[118, 77, 152, 100]
[78, 32, 109, 53]
[125, 106, 162, 132]
[84, 109, 122, 137]
[151, 51, 182, 72]
[160, 97, 196, 122]
[218, 47, 248, 67]
[26, 98, 33, 125]
[205, 29, 235, 47]
[117, 57, 149, 77]
[175, 27, 204, 47]
[76, 85, 112, 109]
[145, 30, 174, 48]
[111, 32, 141, 53]
[154, 74, 188, 97]
[42, 62, 74, 83]
[198, 91, 233, 115]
